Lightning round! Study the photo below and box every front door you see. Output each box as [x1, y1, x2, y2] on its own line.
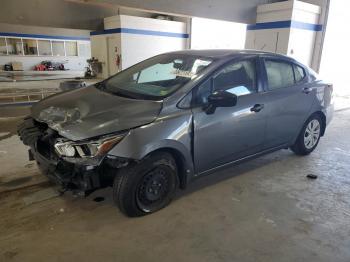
[192, 58, 267, 174]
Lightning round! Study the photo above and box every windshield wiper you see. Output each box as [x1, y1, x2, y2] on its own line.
[94, 81, 106, 91]
[112, 90, 138, 99]
[95, 82, 136, 99]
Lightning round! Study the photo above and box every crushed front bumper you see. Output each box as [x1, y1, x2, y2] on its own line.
[32, 147, 102, 194]
[18, 117, 104, 194]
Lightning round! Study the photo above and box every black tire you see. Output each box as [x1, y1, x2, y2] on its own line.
[291, 114, 323, 156]
[113, 152, 178, 217]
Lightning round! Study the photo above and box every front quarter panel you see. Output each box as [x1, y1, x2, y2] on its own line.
[108, 110, 194, 173]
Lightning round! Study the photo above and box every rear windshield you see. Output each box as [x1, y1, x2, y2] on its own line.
[99, 54, 213, 100]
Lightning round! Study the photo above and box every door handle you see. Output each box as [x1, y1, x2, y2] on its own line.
[250, 104, 264, 113]
[302, 87, 313, 94]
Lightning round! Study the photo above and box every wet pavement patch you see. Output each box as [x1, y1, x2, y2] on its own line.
[93, 197, 105, 202]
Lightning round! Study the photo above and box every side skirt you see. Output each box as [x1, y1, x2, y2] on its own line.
[193, 143, 290, 179]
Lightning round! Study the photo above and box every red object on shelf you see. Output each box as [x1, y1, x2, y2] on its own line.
[34, 64, 47, 71]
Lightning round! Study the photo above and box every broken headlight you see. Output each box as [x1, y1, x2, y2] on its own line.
[54, 134, 125, 158]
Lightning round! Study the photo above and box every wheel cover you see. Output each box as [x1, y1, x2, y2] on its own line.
[304, 119, 321, 149]
[136, 166, 171, 212]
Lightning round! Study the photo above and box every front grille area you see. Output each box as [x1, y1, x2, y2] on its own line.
[37, 138, 53, 159]
[18, 117, 102, 193]
[36, 129, 60, 161]
[17, 117, 47, 146]
[18, 117, 61, 160]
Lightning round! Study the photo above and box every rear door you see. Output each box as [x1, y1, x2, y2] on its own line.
[261, 57, 316, 148]
[192, 57, 268, 174]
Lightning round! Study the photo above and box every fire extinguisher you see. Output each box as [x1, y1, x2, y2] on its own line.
[115, 47, 121, 71]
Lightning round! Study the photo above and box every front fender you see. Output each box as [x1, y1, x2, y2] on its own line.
[108, 111, 194, 174]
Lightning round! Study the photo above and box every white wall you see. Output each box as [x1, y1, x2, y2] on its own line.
[319, 0, 350, 96]
[245, 1, 321, 68]
[302, 0, 329, 71]
[121, 34, 186, 69]
[118, 15, 188, 69]
[289, 1, 322, 67]
[91, 34, 120, 78]
[246, 28, 290, 54]
[288, 29, 317, 66]
[91, 15, 188, 78]
[191, 18, 247, 50]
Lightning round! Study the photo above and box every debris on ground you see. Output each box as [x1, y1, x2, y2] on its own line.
[93, 196, 105, 202]
[306, 174, 318, 179]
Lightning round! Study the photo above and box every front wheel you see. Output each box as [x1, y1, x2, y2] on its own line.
[291, 114, 323, 156]
[113, 152, 178, 217]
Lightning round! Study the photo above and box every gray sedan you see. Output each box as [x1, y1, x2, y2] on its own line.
[18, 50, 334, 216]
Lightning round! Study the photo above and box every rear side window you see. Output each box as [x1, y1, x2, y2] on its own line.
[265, 60, 294, 90]
[293, 64, 306, 83]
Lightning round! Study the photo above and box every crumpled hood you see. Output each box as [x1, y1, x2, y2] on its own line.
[31, 86, 162, 141]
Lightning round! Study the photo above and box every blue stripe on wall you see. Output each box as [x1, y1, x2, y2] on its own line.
[247, 20, 322, 32]
[91, 28, 189, 38]
[290, 21, 323, 31]
[0, 32, 90, 41]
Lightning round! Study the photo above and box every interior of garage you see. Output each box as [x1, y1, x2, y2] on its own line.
[1, 0, 349, 261]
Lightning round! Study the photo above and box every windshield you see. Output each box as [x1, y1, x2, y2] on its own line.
[100, 54, 213, 100]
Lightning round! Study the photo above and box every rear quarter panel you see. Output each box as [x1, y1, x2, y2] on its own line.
[308, 80, 334, 127]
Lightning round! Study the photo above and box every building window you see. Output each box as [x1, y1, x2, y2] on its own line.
[65, 41, 78, 56]
[23, 39, 38, 55]
[0, 38, 7, 55]
[38, 40, 52, 56]
[52, 41, 65, 56]
[7, 38, 23, 55]
[78, 42, 90, 57]
[0, 36, 90, 57]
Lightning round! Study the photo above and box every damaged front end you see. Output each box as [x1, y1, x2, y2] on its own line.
[17, 117, 130, 196]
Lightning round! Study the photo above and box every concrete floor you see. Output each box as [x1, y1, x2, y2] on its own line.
[0, 89, 350, 261]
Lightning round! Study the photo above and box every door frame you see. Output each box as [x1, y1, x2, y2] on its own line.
[190, 55, 265, 109]
[258, 55, 312, 93]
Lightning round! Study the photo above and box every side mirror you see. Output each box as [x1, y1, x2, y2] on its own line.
[204, 90, 237, 114]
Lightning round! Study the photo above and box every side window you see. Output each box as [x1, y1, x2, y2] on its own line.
[293, 64, 306, 83]
[213, 60, 256, 96]
[193, 78, 212, 106]
[265, 60, 294, 90]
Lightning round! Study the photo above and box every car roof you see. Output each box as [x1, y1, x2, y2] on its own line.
[167, 49, 293, 61]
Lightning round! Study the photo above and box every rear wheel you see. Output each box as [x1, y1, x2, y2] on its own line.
[291, 114, 322, 155]
[113, 152, 178, 217]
